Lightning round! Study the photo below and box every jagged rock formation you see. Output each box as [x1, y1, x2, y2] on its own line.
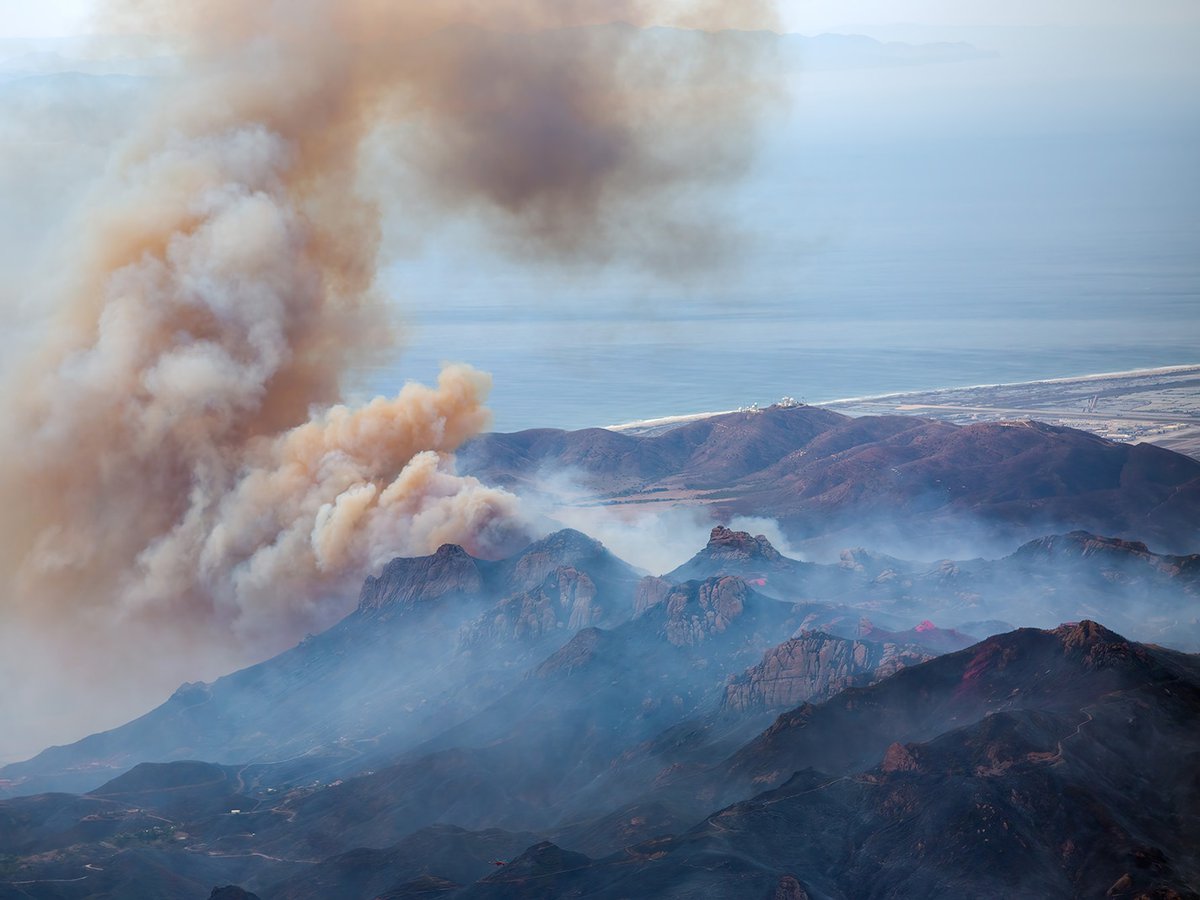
[1013, 530, 1200, 583]
[686, 525, 782, 565]
[460, 567, 605, 646]
[722, 632, 933, 713]
[634, 575, 674, 615]
[358, 543, 484, 614]
[660, 577, 749, 646]
[666, 525, 821, 597]
[501, 529, 626, 592]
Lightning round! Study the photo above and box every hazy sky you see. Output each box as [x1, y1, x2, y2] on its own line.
[781, 0, 1200, 30]
[0, 1, 91, 38]
[4, 0, 1200, 38]
[2, 0, 1198, 430]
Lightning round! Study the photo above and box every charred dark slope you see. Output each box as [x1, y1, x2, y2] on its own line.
[461, 405, 1200, 553]
[719, 621, 1200, 800]
[0, 771, 288, 900]
[0, 531, 641, 798]
[0, 852, 251, 900]
[87, 761, 253, 822]
[0, 544, 493, 797]
[0, 792, 173, 857]
[452, 623, 1200, 899]
[267, 825, 540, 900]
[550, 628, 939, 857]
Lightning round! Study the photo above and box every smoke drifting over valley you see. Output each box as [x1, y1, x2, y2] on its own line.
[0, 0, 780, 758]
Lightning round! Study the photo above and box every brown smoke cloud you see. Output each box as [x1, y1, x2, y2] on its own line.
[0, 0, 779, 758]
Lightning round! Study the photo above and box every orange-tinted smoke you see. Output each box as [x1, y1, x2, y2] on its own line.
[0, 0, 780, 755]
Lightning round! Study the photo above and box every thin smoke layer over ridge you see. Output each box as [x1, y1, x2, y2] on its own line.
[0, 0, 780, 758]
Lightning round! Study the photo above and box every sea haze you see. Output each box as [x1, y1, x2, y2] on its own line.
[364, 25, 1200, 430]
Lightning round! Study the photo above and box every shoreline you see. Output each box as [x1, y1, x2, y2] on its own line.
[814, 363, 1200, 408]
[606, 363, 1200, 432]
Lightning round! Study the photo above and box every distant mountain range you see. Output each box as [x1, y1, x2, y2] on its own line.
[460, 403, 1200, 555]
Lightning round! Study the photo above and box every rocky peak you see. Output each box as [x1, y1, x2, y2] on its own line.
[1015, 531, 1153, 561]
[1054, 619, 1121, 645]
[667, 527, 802, 586]
[357, 543, 483, 612]
[1052, 620, 1145, 670]
[704, 525, 783, 562]
[507, 528, 614, 591]
[772, 875, 811, 900]
[880, 741, 922, 774]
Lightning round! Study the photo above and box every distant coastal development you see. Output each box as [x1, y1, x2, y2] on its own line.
[612, 365, 1200, 459]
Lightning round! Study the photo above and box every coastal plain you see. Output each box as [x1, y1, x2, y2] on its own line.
[819, 365, 1200, 459]
[613, 366, 1200, 460]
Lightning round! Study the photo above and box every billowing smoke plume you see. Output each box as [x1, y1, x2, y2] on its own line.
[0, 0, 779, 757]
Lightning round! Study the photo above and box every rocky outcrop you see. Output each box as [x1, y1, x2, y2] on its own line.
[722, 632, 933, 713]
[668, 526, 793, 583]
[209, 888, 261, 900]
[1052, 620, 1156, 672]
[1013, 530, 1200, 583]
[461, 567, 607, 647]
[879, 741, 922, 774]
[357, 544, 483, 613]
[771, 875, 811, 900]
[661, 577, 748, 646]
[506, 529, 619, 592]
[703, 525, 783, 563]
[634, 576, 674, 616]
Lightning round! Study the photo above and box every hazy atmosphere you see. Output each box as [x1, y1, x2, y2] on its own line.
[1, 0, 1198, 763]
[0, 4, 1197, 899]
[3, 2, 1198, 434]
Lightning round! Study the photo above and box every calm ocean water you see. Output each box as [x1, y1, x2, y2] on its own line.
[361, 310, 1199, 432]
